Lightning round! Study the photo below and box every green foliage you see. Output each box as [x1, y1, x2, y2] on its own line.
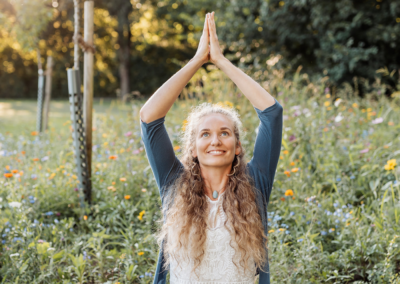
[1, 68, 400, 282]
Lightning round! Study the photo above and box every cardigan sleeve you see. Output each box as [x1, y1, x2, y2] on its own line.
[140, 116, 183, 199]
[247, 97, 283, 202]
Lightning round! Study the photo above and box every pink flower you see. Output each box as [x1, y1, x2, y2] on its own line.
[360, 148, 369, 154]
[132, 149, 140, 154]
[371, 117, 383, 125]
[124, 131, 132, 137]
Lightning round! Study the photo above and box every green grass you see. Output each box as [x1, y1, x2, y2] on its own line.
[1, 69, 400, 283]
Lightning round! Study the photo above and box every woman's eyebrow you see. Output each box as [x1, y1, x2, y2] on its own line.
[199, 127, 232, 132]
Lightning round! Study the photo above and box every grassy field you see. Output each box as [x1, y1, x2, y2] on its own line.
[1, 70, 400, 283]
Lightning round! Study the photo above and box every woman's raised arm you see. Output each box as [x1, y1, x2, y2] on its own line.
[207, 12, 276, 111]
[140, 14, 211, 123]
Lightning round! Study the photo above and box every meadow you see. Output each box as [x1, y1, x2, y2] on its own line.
[1, 67, 400, 283]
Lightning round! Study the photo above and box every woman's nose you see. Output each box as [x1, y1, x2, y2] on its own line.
[210, 134, 221, 146]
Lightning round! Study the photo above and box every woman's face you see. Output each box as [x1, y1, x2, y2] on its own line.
[192, 113, 241, 168]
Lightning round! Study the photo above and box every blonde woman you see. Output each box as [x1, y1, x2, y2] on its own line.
[140, 12, 283, 284]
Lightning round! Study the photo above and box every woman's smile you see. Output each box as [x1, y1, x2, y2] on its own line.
[207, 150, 226, 155]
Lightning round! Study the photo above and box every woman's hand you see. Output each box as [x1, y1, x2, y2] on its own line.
[193, 13, 210, 65]
[208, 12, 225, 66]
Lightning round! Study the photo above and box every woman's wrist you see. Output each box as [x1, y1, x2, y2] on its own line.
[214, 56, 230, 70]
[191, 55, 207, 66]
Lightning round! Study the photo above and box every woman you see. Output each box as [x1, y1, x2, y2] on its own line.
[140, 12, 283, 284]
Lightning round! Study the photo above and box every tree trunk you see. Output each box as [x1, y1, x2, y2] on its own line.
[43, 56, 53, 131]
[117, 10, 131, 100]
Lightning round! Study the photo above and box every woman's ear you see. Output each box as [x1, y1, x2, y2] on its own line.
[235, 141, 242, 156]
[192, 148, 198, 158]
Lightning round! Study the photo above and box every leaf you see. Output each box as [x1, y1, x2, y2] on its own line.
[52, 250, 64, 261]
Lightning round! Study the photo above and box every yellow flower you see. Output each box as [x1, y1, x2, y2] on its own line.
[325, 94, 331, 98]
[182, 119, 188, 131]
[120, 177, 126, 182]
[49, 173, 56, 180]
[224, 101, 233, 108]
[284, 170, 291, 177]
[291, 167, 299, 173]
[278, 228, 286, 232]
[71, 175, 77, 180]
[173, 146, 180, 151]
[385, 159, 397, 171]
[138, 252, 144, 256]
[83, 215, 88, 221]
[285, 189, 294, 196]
[141, 188, 147, 192]
[282, 150, 289, 155]
[107, 186, 116, 192]
[138, 210, 145, 221]
[388, 121, 394, 126]
[124, 195, 131, 200]
[352, 103, 358, 108]
[268, 229, 275, 233]
[324, 101, 330, 107]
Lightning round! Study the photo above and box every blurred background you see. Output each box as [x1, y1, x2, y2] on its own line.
[0, 0, 399, 100]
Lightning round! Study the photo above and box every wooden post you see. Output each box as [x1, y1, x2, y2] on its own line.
[73, 0, 79, 69]
[84, 0, 94, 182]
[36, 51, 44, 133]
[43, 56, 53, 131]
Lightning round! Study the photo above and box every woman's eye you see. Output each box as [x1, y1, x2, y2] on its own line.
[202, 133, 209, 137]
[221, 132, 229, 136]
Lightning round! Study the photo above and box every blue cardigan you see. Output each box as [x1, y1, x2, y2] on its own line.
[140, 98, 283, 284]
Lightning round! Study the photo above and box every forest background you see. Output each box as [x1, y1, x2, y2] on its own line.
[0, 0, 399, 99]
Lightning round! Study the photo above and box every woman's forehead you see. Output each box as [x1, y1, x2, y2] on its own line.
[197, 113, 234, 130]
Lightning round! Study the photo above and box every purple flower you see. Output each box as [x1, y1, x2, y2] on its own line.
[278, 91, 283, 96]
[132, 149, 140, 154]
[325, 87, 330, 94]
[289, 135, 296, 142]
[371, 117, 383, 125]
[124, 131, 132, 137]
[74, 188, 79, 192]
[359, 148, 369, 154]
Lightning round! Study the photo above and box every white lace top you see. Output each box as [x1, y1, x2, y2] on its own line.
[169, 191, 256, 284]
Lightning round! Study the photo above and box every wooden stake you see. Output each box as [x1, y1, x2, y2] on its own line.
[73, 0, 79, 69]
[43, 56, 53, 131]
[84, 0, 94, 180]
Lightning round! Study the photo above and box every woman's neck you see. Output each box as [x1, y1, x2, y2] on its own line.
[200, 165, 231, 201]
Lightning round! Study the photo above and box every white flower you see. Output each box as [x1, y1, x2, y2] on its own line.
[10, 253, 19, 258]
[334, 113, 344, 122]
[9, 202, 22, 208]
[334, 98, 342, 107]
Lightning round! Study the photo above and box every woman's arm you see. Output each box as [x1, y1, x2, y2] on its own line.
[207, 12, 275, 111]
[140, 14, 211, 123]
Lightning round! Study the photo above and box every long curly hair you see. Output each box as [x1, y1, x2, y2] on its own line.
[156, 102, 268, 277]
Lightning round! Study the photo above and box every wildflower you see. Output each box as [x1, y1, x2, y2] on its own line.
[124, 195, 131, 200]
[371, 117, 383, 124]
[324, 101, 330, 107]
[388, 121, 394, 126]
[329, 228, 335, 232]
[132, 149, 140, 154]
[352, 103, 358, 108]
[4, 173, 13, 178]
[290, 211, 295, 216]
[321, 231, 327, 236]
[359, 148, 369, 154]
[182, 120, 188, 131]
[107, 186, 116, 192]
[173, 146, 180, 151]
[278, 228, 286, 232]
[224, 101, 233, 108]
[124, 131, 132, 137]
[289, 161, 295, 166]
[49, 173, 56, 180]
[138, 251, 144, 256]
[336, 178, 341, 182]
[291, 167, 299, 172]
[138, 210, 145, 221]
[280, 197, 285, 201]
[297, 238, 303, 242]
[9, 201, 22, 208]
[268, 229, 275, 233]
[350, 175, 355, 179]
[285, 189, 293, 196]
[282, 150, 289, 155]
[74, 188, 79, 192]
[31, 131, 38, 136]
[120, 177, 127, 182]
[71, 175, 77, 180]
[11, 169, 18, 174]
[41, 156, 49, 162]
[109, 155, 117, 160]
[141, 188, 147, 192]
[32, 158, 39, 162]
[284, 170, 291, 177]
[384, 159, 397, 171]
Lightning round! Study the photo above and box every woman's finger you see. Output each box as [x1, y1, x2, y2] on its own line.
[208, 13, 217, 42]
